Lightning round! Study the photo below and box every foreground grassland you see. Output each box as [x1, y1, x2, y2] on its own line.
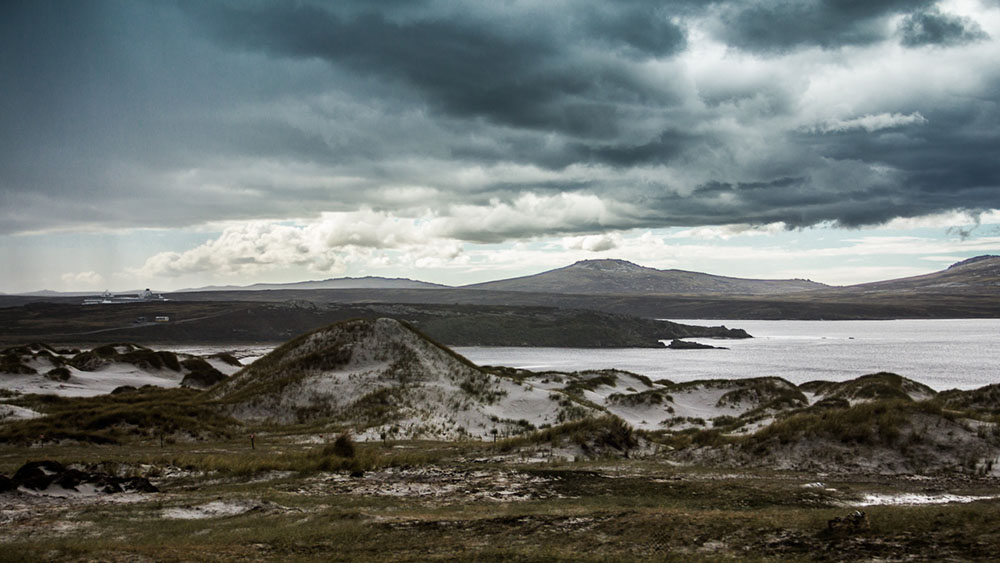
[2, 436, 999, 562]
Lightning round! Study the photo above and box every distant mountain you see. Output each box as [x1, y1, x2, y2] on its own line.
[177, 276, 447, 292]
[17, 290, 96, 297]
[835, 255, 1000, 295]
[462, 259, 828, 295]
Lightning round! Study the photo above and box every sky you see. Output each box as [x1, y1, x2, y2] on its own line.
[1, 0, 999, 293]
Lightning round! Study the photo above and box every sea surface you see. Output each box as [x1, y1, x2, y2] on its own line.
[453, 319, 1000, 391]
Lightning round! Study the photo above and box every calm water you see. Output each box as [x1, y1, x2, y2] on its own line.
[453, 319, 1000, 391]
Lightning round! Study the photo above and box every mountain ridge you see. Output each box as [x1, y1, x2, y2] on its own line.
[5, 256, 998, 320]
[17, 255, 999, 299]
[176, 276, 446, 293]
[837, 254, 1000, 294]
[461, 258, 829, 295]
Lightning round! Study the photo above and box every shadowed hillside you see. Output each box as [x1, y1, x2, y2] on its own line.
[463, 258, 827, 295]
[0, 301, 748, 347]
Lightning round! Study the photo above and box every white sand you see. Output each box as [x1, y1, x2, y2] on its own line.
[0, 404, 43, 421]
[856, 493, 999, 506]
[161, 500, 260, 519]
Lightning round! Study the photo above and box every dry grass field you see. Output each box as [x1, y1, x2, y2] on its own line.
[2, 431, 1000, 562]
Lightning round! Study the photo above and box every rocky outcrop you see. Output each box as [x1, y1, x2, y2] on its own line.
[3, 460, 158, 495]
[666, 339, 728, 350]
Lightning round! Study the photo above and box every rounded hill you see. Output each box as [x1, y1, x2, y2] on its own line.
[211, 318, 596, 440]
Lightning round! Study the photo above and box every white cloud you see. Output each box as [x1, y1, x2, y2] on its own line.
[669, 222, 788, 240]
[810, 112, 928, 134]
[128, 192, 632, 279]
[435, 192, 634, 242]
[60, 271, 105, 288]
[561, 233, 622, 252]
[880, 210, 992, 229]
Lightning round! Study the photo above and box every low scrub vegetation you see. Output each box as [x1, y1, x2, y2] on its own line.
[497, 416, 642, 457]
[563, 372, 618, 396]
[746, 399, 948, 449]
[607, 389, 671, 406]
[0, 387, 237, 445]
[179, 358, 227, 388]
[801, 372, 936, 403]
[938, 383, 1000, 415]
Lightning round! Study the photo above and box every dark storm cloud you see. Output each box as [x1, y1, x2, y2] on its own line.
[796, 98, 1000, 211]
[899, 8, 990, 47]
[190, 2, 687, 137]
[1, 0, 998, 240]
[581, 3, 688, 59]
[580, 130, 701, 167]
[714, 0, 936, 51]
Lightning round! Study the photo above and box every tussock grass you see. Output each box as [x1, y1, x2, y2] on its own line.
[179, 357, 227, 388]
[496, 416, 641, 456]
[745, 398, 947, 448]
[800, 372, 936, 403]
[563, 372, 618, 396]
[607, 388, 672, 406]
[0, 387, 237, 445]
[938, 383, 1000, 415]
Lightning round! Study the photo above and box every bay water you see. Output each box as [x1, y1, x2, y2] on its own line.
[454, 319, 1000, 391]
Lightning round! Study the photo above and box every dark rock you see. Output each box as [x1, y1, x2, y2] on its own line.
[666, 339, 727, 350]
[53, 468, 89, 491]
[9, 460, 158, 495]
[121, 477, 159, 493]
[93, 476, 124, 494]
[13, 460, 66, 490]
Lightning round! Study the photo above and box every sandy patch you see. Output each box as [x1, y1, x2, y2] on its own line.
[291, 467, 557, 503]
[855, 493, 1000, 506]
[0, 403, 43, 421]
[161, 499, 289, 519]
